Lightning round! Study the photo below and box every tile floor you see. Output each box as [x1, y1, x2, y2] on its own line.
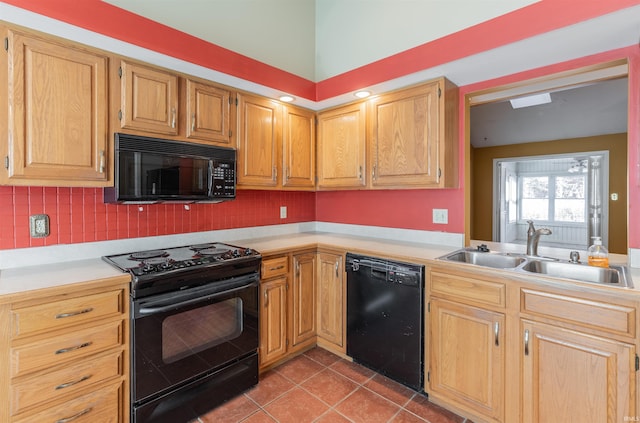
[196, 347, 468, 423]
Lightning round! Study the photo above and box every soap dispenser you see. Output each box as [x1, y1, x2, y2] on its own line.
[587, 237, 609, 268]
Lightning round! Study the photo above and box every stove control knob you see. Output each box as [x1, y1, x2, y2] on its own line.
[244, 248, 253, 255]
[232, 250, 241, 258]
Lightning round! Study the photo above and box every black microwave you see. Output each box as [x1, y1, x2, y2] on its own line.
[104, 133, 236, 204]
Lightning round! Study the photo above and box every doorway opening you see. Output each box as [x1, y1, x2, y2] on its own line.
[493, 152, 609, 250]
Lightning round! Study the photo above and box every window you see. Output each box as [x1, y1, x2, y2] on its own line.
[519, 174, 586, 223]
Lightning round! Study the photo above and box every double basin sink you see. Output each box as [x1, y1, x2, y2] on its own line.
[439, 247, 633, 288]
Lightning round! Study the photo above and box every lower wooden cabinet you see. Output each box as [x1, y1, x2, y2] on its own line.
[521, 320, 636, 423]
[259, 252, 317, 370]
[429, 298, 505, 422]
[259, 275, 288, 366]
[0, 277, 130, 422]
[428, 265, 639, 423]
[316, 251, 345, 353]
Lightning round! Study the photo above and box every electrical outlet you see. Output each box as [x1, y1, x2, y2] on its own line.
[432, 209, 448, 224]
[29, 214, 50, 238]
[280, 206, 287, 219]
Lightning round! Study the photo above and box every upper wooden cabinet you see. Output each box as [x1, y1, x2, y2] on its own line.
[117, 60, 179, 136]
[1, 26, 110, 186]
[185, 79, 232, 145]
[282, 105, 315, 189]
[369, 81, 446, 187]
[236, 93, 282, 188]
[237, 94, 315, 190]
[317, 102, 367, 189]
[317, 78, 458, 190]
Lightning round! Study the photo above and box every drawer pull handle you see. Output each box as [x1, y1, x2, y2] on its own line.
[55, 307, 94, 319]
[269, 265, 285, 271]
[191, 113, 196, 131]
[335, 260, 340, 278]
[55, 407, 93, 423]
[55, 341, 93, 355]
[524, 329, 530, 356]
[494, 322, 499, 347]
[264, 290, 269, 308]
[55, 374, 92, 390]
[171, 108, 176, 129]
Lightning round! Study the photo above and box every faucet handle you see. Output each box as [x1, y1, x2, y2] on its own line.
[569, 251, 580, 263]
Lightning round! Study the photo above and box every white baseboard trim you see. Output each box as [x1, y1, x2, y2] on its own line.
[629, 248, 640, 268]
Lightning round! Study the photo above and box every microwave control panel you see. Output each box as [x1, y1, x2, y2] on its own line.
[212, 160, 236, 197]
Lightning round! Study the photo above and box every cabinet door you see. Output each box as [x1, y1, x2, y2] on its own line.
[291, 253, 316, 348]
[237, 93, 282, 188]
[3, 29, 109, 185]
[316, 253, 344, 351]
[369, 82, 439, 187]
[259, 277, 288, 367]
[119, 61, 179, 135]
[430, 298, 505, 422]
[186, 79, 231, 145]
[282, 105, 315, 189]
[317, 103, 366, 188]
[521, 320, 635, 423]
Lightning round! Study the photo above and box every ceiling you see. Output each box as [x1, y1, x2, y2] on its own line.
[470, 77, 629, 148]
[1, 0, 639, 130]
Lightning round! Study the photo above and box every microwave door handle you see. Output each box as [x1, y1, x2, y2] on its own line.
[208, 160, 214, 196]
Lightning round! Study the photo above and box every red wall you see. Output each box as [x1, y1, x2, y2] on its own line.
[0, 187, 315, 250]
[316, 190, 464, 233]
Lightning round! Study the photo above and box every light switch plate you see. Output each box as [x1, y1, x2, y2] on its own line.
[280, 206, 287, 219]
[29, 214, 50, 238]
[433, 209, 448, 224]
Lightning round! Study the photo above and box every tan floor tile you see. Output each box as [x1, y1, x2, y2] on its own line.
[275, 354, 325, 384]
[301, 368, 359, 406]
[264, 387, 330, 423]
[246, 370, 295, 406]
[240, 410, 277, 423]
[335, 386, 401, 423]
[329, 359, 376, 384]
[404, 394, 465, 423]
[364, 374, 416, 407]
[314, 410, 353, 423]
[199, 394, 259, 423]
[304, 347, 341, 367]
[390, 410, 428, 423]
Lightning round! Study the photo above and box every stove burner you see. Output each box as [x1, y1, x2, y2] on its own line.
[130, 250, 168, 260]
[190, 243, 217, 251]
[198, 247, 231, 256]
[141, 257, 174, 272]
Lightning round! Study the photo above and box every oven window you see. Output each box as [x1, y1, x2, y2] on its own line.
[162, 298, 243, 364]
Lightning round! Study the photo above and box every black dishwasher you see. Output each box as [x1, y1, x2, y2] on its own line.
[346, 252, 424, 391]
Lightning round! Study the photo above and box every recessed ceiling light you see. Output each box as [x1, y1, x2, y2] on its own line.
[509, 92, 551, 109]
[354, 90, 371, 99]
[279, 95, 295, 102]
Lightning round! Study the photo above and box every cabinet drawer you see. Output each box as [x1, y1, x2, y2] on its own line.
[430, 270, 505, 308]
[261, 256, 289, 279]
[521, 289, 636, 337]
[11, 289, 125, 339]
[13, 381, 122, 423]
[11, 320, 124, 378]
[11, 350, 123, 416]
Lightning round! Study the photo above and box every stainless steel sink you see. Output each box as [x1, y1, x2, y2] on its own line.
[521, 260, 633, 288]
[441, 250, 526, 269]
[438, 247, 633, 288]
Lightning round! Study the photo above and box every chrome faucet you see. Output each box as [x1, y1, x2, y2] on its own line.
[526, 220, 552, 256]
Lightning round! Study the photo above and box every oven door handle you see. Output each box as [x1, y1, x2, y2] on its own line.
[137, 275, 258, 316]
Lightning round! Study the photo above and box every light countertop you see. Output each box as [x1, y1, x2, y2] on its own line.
[1, 232, 639, 299]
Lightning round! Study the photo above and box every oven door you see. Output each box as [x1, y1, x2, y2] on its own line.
[131, 273, 259, 403]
